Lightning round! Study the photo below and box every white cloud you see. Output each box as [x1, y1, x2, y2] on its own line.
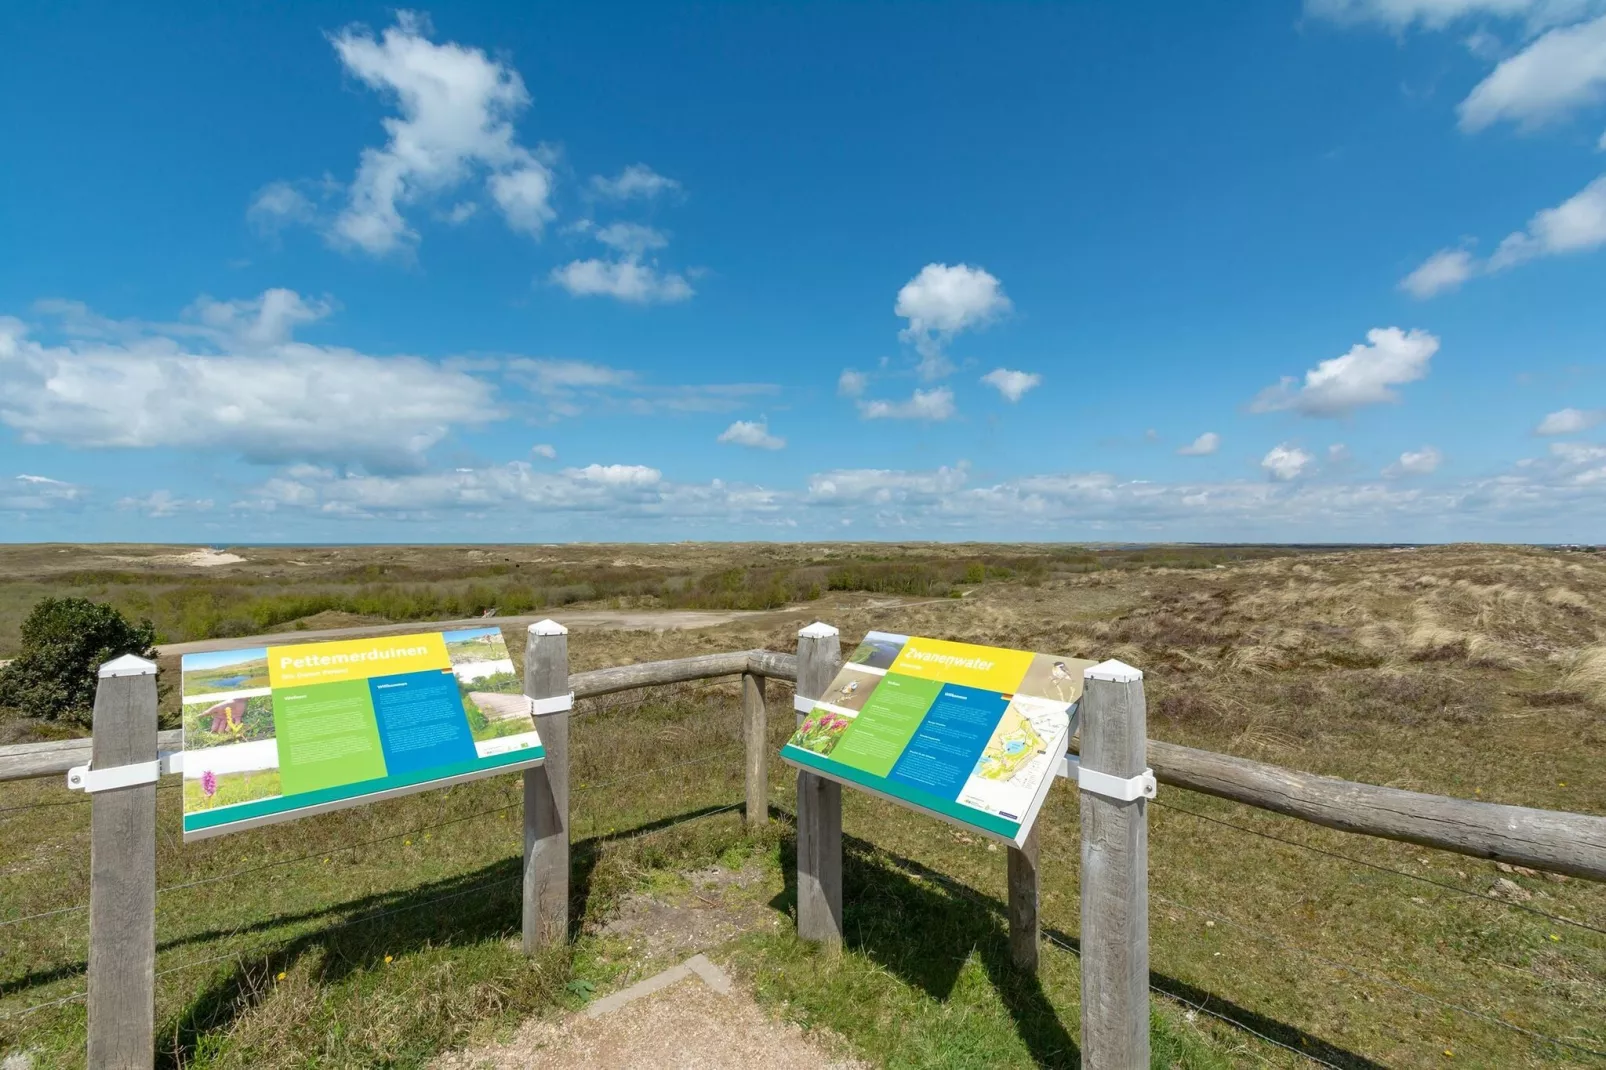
[1535, 406, 1604, 433]
[187, 289, 335, 348]
[1329, 442, 1352, 461]
[1385, 445, 1444, 476]
[717, 420, 786, 450]
[858, 387, 957, 421]
[2, 474, 84, 512]
[1177, 432, 1221, 456]
[1251, 327, 1439, 417]
[895, 263, 1011, 374]
[594, 222, 669, 256]
[247, 182, 317, 235]
[1400, 247, 1477, 297]
[1488, 173, 1606, 268]
[807, 463, 970, 505]
[315, 13, 554, 255]
[980, 368, 1041, 402]
[531, 443, 557, 459]
[568, 463, 661, 487]
[116, 490, 214, 517]
[0, 290, 500, 471]
[837, 369, 868, 398]
[1261, 444, 1315, 481]
[590, 164, 681, 201]
[1304, 0, 1593, 32]
[1459, 14, 1606, 130]
[504, 357, 774, 417]
[549, 258, 694, 303]
[443, 201, 479, 224]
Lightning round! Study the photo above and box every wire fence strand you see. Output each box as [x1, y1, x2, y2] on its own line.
[1155, 799, 1606, 937]
[1151, 889, 1606, 1060]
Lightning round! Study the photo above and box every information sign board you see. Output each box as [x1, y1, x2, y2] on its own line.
[781, 631, 1095, 847]
[180, 627, 543, 840]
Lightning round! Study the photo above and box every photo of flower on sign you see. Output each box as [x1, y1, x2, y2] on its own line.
[782, 631, 1096, 847]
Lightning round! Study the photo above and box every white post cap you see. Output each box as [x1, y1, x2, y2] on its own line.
[529, 619, 568, 636]
[99, 653, 158, 678]
[1084, 659, 1142, 683]
[799, 621, 839, 639]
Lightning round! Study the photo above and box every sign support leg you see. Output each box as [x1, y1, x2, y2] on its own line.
[1008, 823, 1040, 973]
[742, 670, 768, 828]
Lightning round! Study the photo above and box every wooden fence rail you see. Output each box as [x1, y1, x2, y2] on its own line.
[4, 648, 1599, 881]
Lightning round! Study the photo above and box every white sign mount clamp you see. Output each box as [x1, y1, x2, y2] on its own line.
[66, 759, 161, 794]
[1077, 763, 1157, 802]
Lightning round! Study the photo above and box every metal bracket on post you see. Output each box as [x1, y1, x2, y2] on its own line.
[529, 692, 575, 716]
[793, 693, 819, 724]
[66, 760, 160, 794]
[1078, 763, 1157, 802]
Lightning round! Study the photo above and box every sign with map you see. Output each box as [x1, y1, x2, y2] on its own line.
[781, 632, 1095, 847]
[179, 627, 543, 841]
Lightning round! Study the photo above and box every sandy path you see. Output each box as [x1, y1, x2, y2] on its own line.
[436, 963, 864, 1070]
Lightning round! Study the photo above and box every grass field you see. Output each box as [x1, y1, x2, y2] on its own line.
[2, 542, 1605, 1067]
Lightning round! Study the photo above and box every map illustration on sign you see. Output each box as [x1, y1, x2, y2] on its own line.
[782, 632, 1096, 847]
[180, 627, 543, 841]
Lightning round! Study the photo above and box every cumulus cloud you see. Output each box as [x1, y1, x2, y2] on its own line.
[1303, 0, 1559, 30]
[590, 164, 681, 201]
[1385, 445, 1444, 476]
[717, 420, 785, 450]
[1536, 406, 1604, 433]
[568, 463, 661, 487]
[1459, 14, 1606, 130]
[1251, 328, 1439, 417]
[980, 368, 1041, 402]
[0, 290, 499, 471]
[594, 222, 669, 256]
[549, 258, 694, 303]
[247, 182, 318, 236]
[1261, 444, 1315, 481]
[837, 369, 868, 397]
[1177, 432, 1221, 456]
[895, 263, 1011, 377]
[531, 443, 557, 459]
[858, 387, 957, 421]
[253, 13, 557, 256]
[1488, 173, 1606, 268]
[1403, 175, 1606, 293]
[1400, 247, 1477, 298]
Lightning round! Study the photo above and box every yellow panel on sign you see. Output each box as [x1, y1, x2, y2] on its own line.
[888, 637, 1034, 693]
[268, 632, 451, 688]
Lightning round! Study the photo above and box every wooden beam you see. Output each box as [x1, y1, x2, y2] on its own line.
[1131, 737, 1606, 882]
[0, 730, 181, 783]
[1079, 660, 1150, 1069]
[87, 656, 159, 1070]
[570, 651, 755, 699]
[742, 671, 768, 828]
[523, 620, 570, 951]
[1008, 824, 1040, 973]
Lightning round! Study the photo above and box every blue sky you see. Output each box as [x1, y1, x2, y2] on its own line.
[2, 1, 1604, 543]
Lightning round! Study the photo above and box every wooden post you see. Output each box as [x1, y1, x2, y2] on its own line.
[1008, 824, 1040, 973]
[87, 654, 159, 1070]
[523, 619, 570, 951]
[1079, 660, 1150, 1069]
[742, 671, 768, 828]
[794, 621, 842, 948]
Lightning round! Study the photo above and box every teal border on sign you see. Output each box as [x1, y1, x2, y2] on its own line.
[781, 742, 1020, 840]
[182, 744, 544, 832]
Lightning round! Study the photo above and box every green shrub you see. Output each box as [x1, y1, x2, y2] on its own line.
[0, 597, 157, 726]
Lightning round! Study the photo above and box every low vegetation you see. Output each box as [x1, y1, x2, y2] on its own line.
[2, 542, 1603, 1067]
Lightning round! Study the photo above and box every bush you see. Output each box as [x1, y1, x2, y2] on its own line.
[0, 597, 157, 726]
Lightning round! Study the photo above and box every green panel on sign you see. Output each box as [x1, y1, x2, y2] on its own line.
[829, 673, 942, 777]
[273, 678, 387, 795]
